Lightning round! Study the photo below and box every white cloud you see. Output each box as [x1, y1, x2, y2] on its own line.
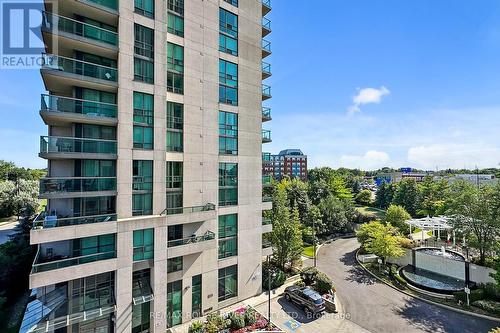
[348, 86, 391, 115]
[407, 144, 500, 170]
[340, 150, 391, 170]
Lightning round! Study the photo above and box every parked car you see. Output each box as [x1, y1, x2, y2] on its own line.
[283, 286, 325, 316]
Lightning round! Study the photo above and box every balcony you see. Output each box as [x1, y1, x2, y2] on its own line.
[40, 94, 117, 126]
[262, 61, 271, 79]
[262, 84, 272, 100]
[262, 107, 272, 122]
[262, 0, 271, 16]
[161, 203, 215, 216]
[263, 175, 272, 186]
[39, 177, 117, 199]
[167, 231, 217, 259]
[41, 12, 118, 57]
[41, 54, 118, 92]
[31, 248, 116, 274]
[262, 39, 271, 58]
[262, 17, 271, 37]
[39, 136, 117, 160]
[262, 130, 272, 143]
[262, 152, 271, 162]
[262, 239, 273, 256]
[33, 212, 116, 230]
[262, 195, 272, 203]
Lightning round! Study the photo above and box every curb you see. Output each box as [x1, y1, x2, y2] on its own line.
[354, 248, 500, 323]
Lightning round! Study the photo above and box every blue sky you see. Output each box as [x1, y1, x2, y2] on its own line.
[1, 0, 500, 170]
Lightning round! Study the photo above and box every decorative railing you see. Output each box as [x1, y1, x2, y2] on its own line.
[167, 231, 216, 248]
[40, 136, 117, 155]
[41, 54, 118, 82]
[41, 94, 117, 118]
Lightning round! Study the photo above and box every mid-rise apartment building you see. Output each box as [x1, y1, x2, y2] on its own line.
[22, 0, 273, 332]
[263, 149, 307, 181]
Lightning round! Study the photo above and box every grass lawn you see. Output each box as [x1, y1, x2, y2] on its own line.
[302, 246, 315, 257]
[413, 228, 433, 236]
[356, 206, 386, 220]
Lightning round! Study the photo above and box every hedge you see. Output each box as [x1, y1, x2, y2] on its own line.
[454, 289, 484, 303]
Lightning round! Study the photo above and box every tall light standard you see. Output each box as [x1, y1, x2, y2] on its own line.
[313, 217, 316, 267]
[266, 255, 275, 327]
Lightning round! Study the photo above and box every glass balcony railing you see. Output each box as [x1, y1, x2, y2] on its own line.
[167, 231, 216, 248]
[262, 130, 272, 143]
[42, 54, 118, 82]
[33, 212, 116, 229]
[84, 0, 118, 11]
[41, 94, 117, 119]
[40, 177, 117, 195]
[161, 203, 216, 216]
[262, 152, 271, 162]
[262, 195, 272, 202]
[262, 39, 271, 54]
[262, 107, 271, 120]
[263, 175, 272, 185]
[32, 249, 116, 273]
[40, 136, 117, 155]
[42, 12, 118, 46]
[262, 217, 272, 226]
[262, 239, 272, 249]
[262, 17, 271, 31]
[262, 62, 271, 77]
[262, 84, 272, 98]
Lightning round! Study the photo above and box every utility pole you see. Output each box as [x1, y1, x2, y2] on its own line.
[313, 217, 316, 267]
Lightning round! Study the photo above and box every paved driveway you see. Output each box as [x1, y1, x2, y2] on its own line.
[0, 220, 18, 244]
[313, 238, 499, 333]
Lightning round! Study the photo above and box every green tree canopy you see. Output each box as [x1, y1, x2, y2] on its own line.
[385, 204, 411, 234]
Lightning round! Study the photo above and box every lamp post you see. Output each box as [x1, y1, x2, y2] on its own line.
[313, 218, 316, 267]
[267, 255, 276, 327]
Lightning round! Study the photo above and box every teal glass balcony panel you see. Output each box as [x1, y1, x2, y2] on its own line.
[262, 175, 272, 185]
[262, 152, 271, 162]
[43, 12, 118, 46]
[262, 84, 271, 98]
[167, 231, 216, 248]
[262, 107, 271, 120]
[41, 94, 117, 118]
[132, 176, 153, 191]
[262, 130, 272, 142]
[262, 195, 272, 202]
[262, 239, 272, 249]
[31, 249, 116, 273]
[33, 212, 116, 229]
[262, 17, 271, 31]
[262, 39, 271, 54]
[262, 62, 271, 77]
[161, 203, 215, 216]
[42, 54, 118, 82]
[40, 136, 117, 155]
[85, 0, 118, 11]
[40, 177, 117, 194]
[262, 217, 272, 225]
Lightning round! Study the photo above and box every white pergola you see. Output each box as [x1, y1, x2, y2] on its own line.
[405, 216, 454, 243]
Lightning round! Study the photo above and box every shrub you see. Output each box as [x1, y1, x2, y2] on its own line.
[390, 264, 398, 276]
[244, 307, 257, 326]
[205, 313, 228, 333]
[394, 274, 407, 287]
[300, 266, 319, 285]
[481, 283, 500, 301]
[314, 272, 333, 295]
[262, 261, 286, 290]
[489, 327, 500, 333]
[473, 300, 500, 315]
[397, 237, 415, 249]
[294, 280, 306, 288]
[454, 289, 484, 303]
[188, 321, 204, 333]
[228, 312, 245, 330]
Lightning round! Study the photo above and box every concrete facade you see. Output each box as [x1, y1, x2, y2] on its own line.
[27, 0, 272, 332]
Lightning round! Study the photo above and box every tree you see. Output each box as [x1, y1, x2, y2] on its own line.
[448, 181, 500, 265]
[269, 185, 303, 270]
[357, 221, 386, 247]
[355, 189, 373, 206]
[281, 177, 311, 225]
[0, 179, 39, 218]
[417, 176, 448, 217]
[392, 178, 419, 216]
[385, 205, 411, 234]
[375, 181, 394, 209]
[364, 222, 405, 265]
[318, 195, 355, 235]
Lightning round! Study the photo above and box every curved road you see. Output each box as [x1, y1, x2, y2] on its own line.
[315, 238, 499, 333]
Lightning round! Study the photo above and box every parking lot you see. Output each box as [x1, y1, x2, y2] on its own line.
[255, 295, 370, 333]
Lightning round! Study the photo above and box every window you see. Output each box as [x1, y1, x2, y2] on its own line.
[74, 196, 116, 217]
[134, 24, 154, 59]
[77, 124, 116, 140]
[70, 272, 115, 313]
[223, 0, 238, 6]
[134, 0, 154, 18]
[219, 163, 237, 206]
[166, 162, 183, 189]
[166, 192, 183, 215]
[134, 58, 154, 84]
[133, 229, 154, 261]
[73, 234, 116, 258]
[219, 8, 238, 56]
[218, 214, 237, 259]
[166, 102, 183, 152]
[219, 59, 238, 105]
[133, 125, 153, 149]
[192, 275, 202, 319]
[167, 43, 184, 94]
[167, 0, 183, 16]
[132, 302, 150, 333]
[219, 34, 237, 56]
[219, 111, 238, 155]
[132, 270, 152, 333]
[133, 160, 153, 216]
[167, 280, 182, 327]
[77, 160, 116, 177]
[218, 265, 237, 302]
[133, 92, 154, 125]
[167, 256, 183, 273]
[168, 12, 184, 37]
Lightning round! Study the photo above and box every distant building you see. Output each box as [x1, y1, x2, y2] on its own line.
[434, 174, 498, 186]
[375, 168, 431, 186]
[263, 149, 308, 181]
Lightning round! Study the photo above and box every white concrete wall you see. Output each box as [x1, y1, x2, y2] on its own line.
[470, 263, 496, 284]
[415, 252, 465, 280]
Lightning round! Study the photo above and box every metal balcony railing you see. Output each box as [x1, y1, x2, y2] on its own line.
[40, 136, 117, 155]
[262, 17, 271, 31]
[41, 94, 117, 118]
[262, 239, 272, 249]
[262, 130, 272, 143]
[262, 195, 272, 202]
[40, 177, 117, 194]
[42, 54, 118, 82]
[32, 248, 116, 273]
[262, 84, 272, 98]
[161, 203, 216, 216]
[262, 152, 271, 162]
[262, 107, 272, 120]
[33, 212, 116, 229]
[262, 62, 271, 77]
[262, 39, 271, 54]
[42, 12, 118, 46]
[262, 217, 272, 226]
[167, 231, 216, 248]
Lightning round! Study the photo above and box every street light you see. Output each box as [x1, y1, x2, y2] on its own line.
[267, 255, 276, 327]
[313, 218, 316, 267]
